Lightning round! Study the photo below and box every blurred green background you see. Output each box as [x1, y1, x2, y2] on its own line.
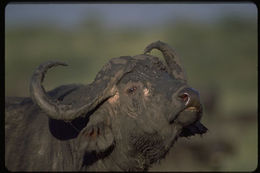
[5, 3, 257, 171]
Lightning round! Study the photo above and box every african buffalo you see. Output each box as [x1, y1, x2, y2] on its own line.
[5, 41, 207, 171]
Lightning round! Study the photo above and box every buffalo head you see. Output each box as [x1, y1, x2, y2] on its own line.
[30, 41, 207, 171]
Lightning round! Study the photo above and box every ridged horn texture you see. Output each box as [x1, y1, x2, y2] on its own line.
[144, 40, 187, 82]
[30, 60, 135, 121]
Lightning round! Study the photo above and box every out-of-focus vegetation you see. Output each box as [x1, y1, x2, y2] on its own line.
[5, 13, 257, 171]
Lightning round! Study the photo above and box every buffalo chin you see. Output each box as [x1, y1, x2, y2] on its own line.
[179, 121, 208, 137]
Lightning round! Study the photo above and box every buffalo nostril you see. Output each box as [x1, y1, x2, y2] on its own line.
[178, 88, 201, 108]
[178, 93, 190, 105]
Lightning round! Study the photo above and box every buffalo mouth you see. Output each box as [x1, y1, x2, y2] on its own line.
[171, 106, 208, 137]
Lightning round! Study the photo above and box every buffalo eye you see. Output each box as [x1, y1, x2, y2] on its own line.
[127, 86, 137, 94]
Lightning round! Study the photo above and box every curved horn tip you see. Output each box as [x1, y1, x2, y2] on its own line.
[36, 61, 68, 71]
[144, 40, 165, 54]
[47, 61, 68, 67]
[30, 60, 73, 121]
[56, 62, 68, 66]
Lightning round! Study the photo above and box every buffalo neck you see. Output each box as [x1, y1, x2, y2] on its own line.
[81, 143, 148, 171]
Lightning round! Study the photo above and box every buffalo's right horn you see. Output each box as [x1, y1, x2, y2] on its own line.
[30, 60, 135, 121]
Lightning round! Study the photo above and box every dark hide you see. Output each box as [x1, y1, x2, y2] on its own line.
[5, 41, 207, 171]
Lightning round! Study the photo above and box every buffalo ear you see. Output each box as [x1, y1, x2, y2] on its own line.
[77, 114, 114, 154]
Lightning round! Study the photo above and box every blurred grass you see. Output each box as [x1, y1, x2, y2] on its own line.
[5, 14, 257, 171]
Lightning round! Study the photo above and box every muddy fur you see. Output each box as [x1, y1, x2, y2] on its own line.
[5, 41, 207, 171]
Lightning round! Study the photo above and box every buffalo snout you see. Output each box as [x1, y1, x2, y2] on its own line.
[178, 87, 201, 110]
[170, 87, 203, 127]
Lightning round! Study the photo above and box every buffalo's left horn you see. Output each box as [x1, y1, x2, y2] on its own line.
[144, 40, 187, 82]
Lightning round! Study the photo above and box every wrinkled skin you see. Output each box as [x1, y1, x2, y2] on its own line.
[5, 41, 207, 171]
